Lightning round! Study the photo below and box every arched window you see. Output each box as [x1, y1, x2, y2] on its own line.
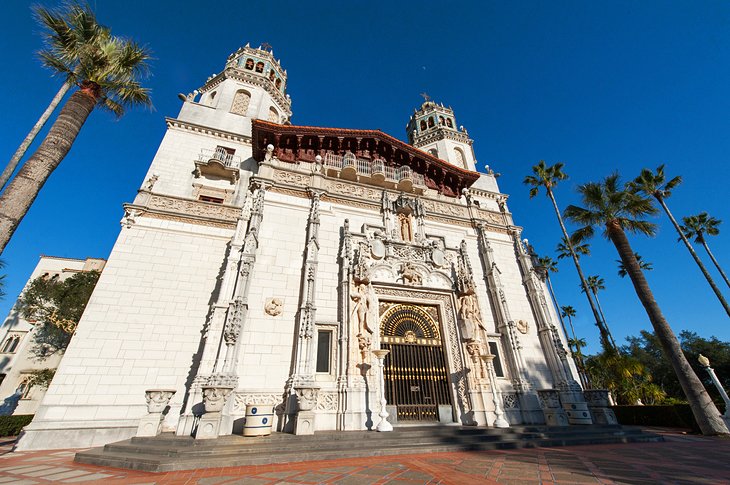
[427, 117, 434, 128]
[275, 78, 282, 89]
[454, 147, 467, 169]
[439, 116, 445, 126]
[255, 61, 264, 73]
[206, 91, 217, 107]
[2, 335, 20, 353]
[446, 118, 453, 128]
[230, 90, 251, 116]
[419, 120, 427, 131]
[245, 58, 254, 70]
[268, 106, 279, 123]
[269, 70, 276, 81]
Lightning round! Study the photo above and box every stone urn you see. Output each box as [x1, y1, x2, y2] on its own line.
[583, 389, 611, 408]
[201, 386, 234, 414]
[145, 389, 176, 413]
[294, 386, 319, 412]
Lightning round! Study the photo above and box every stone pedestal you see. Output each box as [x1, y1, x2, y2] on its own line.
[136, 389, 176, 437]
[293, 386, 319, 436]
[195, 386, 234, 440]
[584, 389, 618, 425]
[560, 390, 593, 425]
[538, 390, 569, 426]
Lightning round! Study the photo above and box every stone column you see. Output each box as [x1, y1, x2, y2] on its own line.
[196, 386, 235, 439]
[287, 191, 323, 433]
[335, 219, 352, 430]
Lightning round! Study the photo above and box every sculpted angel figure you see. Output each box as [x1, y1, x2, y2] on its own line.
[459, 293, 487, 333]
[351, 282, 373, 336]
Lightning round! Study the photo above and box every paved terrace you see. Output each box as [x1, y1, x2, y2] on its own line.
[0, 428, 727, 484]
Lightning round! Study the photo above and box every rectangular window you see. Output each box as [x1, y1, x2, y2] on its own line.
[199, 195, 224, 204]
[488, 341, 505, 378]
[316, 330, 332, 373]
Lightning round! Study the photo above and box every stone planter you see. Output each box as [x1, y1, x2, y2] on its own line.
[584, 389, 611, 408]
[145, 389, 176, 413]
[201, 386, 234, 414]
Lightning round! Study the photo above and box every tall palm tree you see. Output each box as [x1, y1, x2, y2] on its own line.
[556, 236, 590, 260]
[562, 306, 589, 388]
[0, 5, 106, 193]
[617, 252, 653, 278]
[0, 2, 152, 255]
[565, 173, 728, 435]
[524, 161, 613, 350]
[629, 166, 730, 317]
[582, 275, 618, 349]
[536, 255, 571, 350]
[680, 212, 730, 289]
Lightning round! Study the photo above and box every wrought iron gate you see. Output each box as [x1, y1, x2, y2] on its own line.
[380, 304, 452, 422]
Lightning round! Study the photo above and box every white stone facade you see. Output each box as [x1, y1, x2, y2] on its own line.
[17, 45, 586, 450]
[0, 256, 106, 417]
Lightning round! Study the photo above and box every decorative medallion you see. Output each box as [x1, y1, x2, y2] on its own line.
[264, 298, 283, 316]
[516, 320, 529, 334]
[370, 239, 386, 259]
[431, 248, 445, 267]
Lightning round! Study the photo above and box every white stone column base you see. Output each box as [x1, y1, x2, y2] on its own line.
[294, 411, 316, 435]
[136, 413, 163, 437]
[195, 413, 223, 439]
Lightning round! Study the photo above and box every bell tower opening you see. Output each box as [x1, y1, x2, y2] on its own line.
[379, 303, 453, 422]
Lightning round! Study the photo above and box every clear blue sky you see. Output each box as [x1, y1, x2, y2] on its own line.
[1, 0, 729, 353]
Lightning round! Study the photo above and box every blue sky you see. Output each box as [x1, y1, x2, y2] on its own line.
[1, 0, 729, 353]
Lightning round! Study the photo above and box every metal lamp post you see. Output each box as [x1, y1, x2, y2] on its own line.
[372, 349, 393, 432]
[480, 353, 510, 428]
[698, 354, 730, 426]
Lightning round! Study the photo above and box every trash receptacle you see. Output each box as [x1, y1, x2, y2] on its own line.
[243, 404, 274, 437]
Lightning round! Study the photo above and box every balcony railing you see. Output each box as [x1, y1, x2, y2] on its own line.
[198, 148, 242, 168]
[323, 152, 424, 186]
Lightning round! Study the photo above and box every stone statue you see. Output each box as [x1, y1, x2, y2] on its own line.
[351, 282, 373, 335]
[398, 213, 413, 242]
[400, 262, 422, 286]
[459, 293, 486, 333]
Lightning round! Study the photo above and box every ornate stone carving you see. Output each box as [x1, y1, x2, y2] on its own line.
[537, 389, 561, 410]
[202, 386, 234, 413]
[325, 181, 381, 200]
[264, 297, 283, 316]
[294, 386, 319, 412]
[458, 293, 486, 336]
[223, 298, 244, 344]
[145, 389, 176, 413]
[351, 282, 374, 336]
[315, 391, 337, 411]
[504, 393, 520, 409]
[399, 262, 422, 286]
[273, 170, 309, 186]
[233, 392, 285, 412]
[148, 194, 240, 221]
[516, 320, 530, 334]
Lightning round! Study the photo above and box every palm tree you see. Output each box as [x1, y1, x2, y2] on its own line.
[524, 161, 613, 350]
[536, 255, 572, 350]
[0, 4, 107, 193]
[680, 212, 730, 289]
[556, 236, 590, 260]
[565, 173, 728, 435]
[0, 2, 152, 255]
[617, 252, 653, 278]
[562, 306, 589, 388]
[629, 166, 730, 317]
[581, 275, 617, 349]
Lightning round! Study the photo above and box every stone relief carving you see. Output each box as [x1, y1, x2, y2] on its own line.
[315, 391, 338, 411]
[148, 195, 239, 221]
[458, 293, 486, 335]
[273, 170, 309, 186]
[515, 320, 530, 334]
[264, 298, 283, 316]
[399, 262, 422, 286]
[351, 282, 374, 336]
[233, 392, 285, 413]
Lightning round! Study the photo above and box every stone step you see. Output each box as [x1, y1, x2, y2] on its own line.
[75, 425, 662, 472]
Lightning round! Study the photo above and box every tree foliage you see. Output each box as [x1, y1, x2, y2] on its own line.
[19, 270, 100, 357]
[585, 350, 666, 405]
[624, 330, 730, 404]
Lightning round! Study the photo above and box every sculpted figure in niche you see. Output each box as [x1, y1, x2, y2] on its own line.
[398, 212, 413, 242]
[459, 293, 486, 334]
[400, 262, 422, 286]
[351, 282, 373, 336]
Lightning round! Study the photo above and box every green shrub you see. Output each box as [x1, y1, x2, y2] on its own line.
[611, 405, 700, 433]
[0, 415, 34, 437]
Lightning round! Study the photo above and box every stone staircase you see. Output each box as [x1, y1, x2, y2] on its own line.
[74, 424, 663, 472]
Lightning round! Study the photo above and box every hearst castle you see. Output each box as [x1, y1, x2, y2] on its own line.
[16, 44, 615, 450]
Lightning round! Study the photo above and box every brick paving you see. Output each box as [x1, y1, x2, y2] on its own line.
[0, 429, 728, 484]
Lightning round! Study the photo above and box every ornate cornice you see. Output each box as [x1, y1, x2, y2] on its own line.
[166, 118, 252, 145]
[413, 129, 472, 147]
[123, 191, 240, 230]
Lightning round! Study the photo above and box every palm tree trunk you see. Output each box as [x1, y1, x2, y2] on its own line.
[656, 196, 730, 317]
[607, 220, 728, 435]
[0, 81, 71, 194]
[0, 88, 96, 255]
[546, 275, 571, 351]
[702, 240, 730, 289]
[547, 189, 613, 350]
[591, 289, 618, 349]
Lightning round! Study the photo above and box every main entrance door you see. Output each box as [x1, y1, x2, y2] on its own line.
[380, 303, 452, 422]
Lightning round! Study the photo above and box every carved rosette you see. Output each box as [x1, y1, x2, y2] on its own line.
[202, 386, 235, 413]
[294, 386, 320, 412]
[145, 389, 176, 414]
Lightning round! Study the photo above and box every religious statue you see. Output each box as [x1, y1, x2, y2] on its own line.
[458, 293, 486, 334]
[400, 262, 422, 286]
[398, 213, 413, 242]
[351, 282, 373, 336]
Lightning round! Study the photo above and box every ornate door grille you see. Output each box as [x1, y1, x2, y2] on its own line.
[380, 304, 452, 422]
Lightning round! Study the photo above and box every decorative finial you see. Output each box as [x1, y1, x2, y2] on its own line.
[420, 92, 431, 102]
[261, 42, 273, 51]
[698, 354, 711, 367]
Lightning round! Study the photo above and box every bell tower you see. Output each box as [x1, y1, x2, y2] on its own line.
[406, 98, 476, 172]
[191, 43, 292, 125]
